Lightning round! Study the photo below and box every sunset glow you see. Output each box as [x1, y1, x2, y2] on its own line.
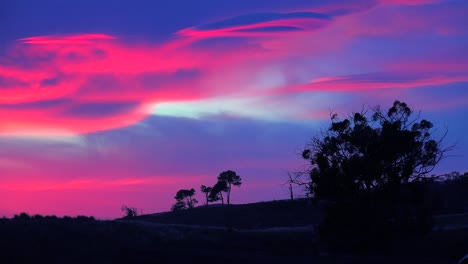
[1, 0, 467, 218]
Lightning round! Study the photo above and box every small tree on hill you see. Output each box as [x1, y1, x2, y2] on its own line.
[171, 188, 198, 211]
[209, 180, 228, 205]
[217, 170, 242, 205]
[171, 200, 186, 212]
[121, 205, 138, 218]
[200, 185, 213, 206]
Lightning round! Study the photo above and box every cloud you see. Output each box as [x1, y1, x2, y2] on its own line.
[19, 34, 116, 45]
[199, 12, 332, 30]
[379, 0, 446, 5]
[345, 1, 468, 36]
[178, 11, 332, 38]
[294, 72, 468, 92]
[0, 0, 466, 137]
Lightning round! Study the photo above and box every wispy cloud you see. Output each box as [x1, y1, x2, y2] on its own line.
[1, 1, 465, 135]
[0, 0, 467, 218]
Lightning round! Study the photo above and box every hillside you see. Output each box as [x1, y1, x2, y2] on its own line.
[133, 199, 322, 229]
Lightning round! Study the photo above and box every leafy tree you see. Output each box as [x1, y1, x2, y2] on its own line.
[217, 170, 242, 205]
[303, 100, 450, 200]
[171, 200, 186, 211]
[121, 205, 138, 218]
[209, 180, 228, 205]
[301, 100, 452, 247]
[172, 188, 198, 211]
[200, 185, 213, 206]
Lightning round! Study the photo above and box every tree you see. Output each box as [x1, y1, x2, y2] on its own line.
[301, 100, 452, 246]
[171, 188, 198, 211]
[200, 185, 213, 206]
[121, 205, 138, 218]
[171, 200, 186, 212]
[303, 100, 451, 200]
[209, 180, 228, 205]
[286, 172, 295, 201]
[217, 170, 242, 205]
[284, 171, 312, 200]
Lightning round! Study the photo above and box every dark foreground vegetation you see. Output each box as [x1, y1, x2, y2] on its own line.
[1, 202, 467, 264]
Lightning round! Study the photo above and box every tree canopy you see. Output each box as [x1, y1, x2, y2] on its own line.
[302, 100, 451, 201]
[171, 188, 198, 211]
[217, 170, 242, 205]
[200, 185, 213, 206]
[121, 205, 138, 218]
[208, 180, 228, 205]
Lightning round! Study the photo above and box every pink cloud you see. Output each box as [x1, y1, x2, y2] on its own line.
[0, 176, 207, 192]
[0, 1, 466, 136]
[19, 34, 116, 45]
[178, 17, 330, 38]
[379, 0, 444, 5]
[295, 73, 468, 92]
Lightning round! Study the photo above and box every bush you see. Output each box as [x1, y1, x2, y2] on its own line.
[14, 212, 31, 220]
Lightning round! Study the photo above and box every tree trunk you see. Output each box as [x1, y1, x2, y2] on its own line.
[220, 193, 224, 205]
[227, 184, 231, 205]
[187, 196, 193, 208]
[289, 183, 294, 201]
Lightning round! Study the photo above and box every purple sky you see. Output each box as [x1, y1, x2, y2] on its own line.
[0, 0, 467, 218]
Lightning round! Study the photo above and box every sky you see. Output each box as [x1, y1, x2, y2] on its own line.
[0, 0, 467, 219]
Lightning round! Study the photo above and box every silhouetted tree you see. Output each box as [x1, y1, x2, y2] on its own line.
[200, 185, 213, 206]
[286, 172, 295, 200]
[217, 170, 242, 205]
[172, 188, 198, 211]
[301, 100, 453, 247]
[171, 200, 186, 211]
[121, 205, 138, 218]
[209, 180, 228, 205]
[284, 171, 312, 200]
[14, 212, 30, 220]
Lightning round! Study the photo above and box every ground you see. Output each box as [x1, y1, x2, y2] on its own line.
[1, 199, 466, 263]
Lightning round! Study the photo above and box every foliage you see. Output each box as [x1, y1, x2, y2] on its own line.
[121, 205, 138, 218]
[200, 185, 213, 206]
[209, 180, 229, 205]
[75, 215, 96, 221]
[171, 188, 198, 211]
[171, 200, 186, 211]
[14, 212, 31, 220]
[216, 170, 242, 205]
[301, 100, 452, 248]
[303, 100, 450, 200]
